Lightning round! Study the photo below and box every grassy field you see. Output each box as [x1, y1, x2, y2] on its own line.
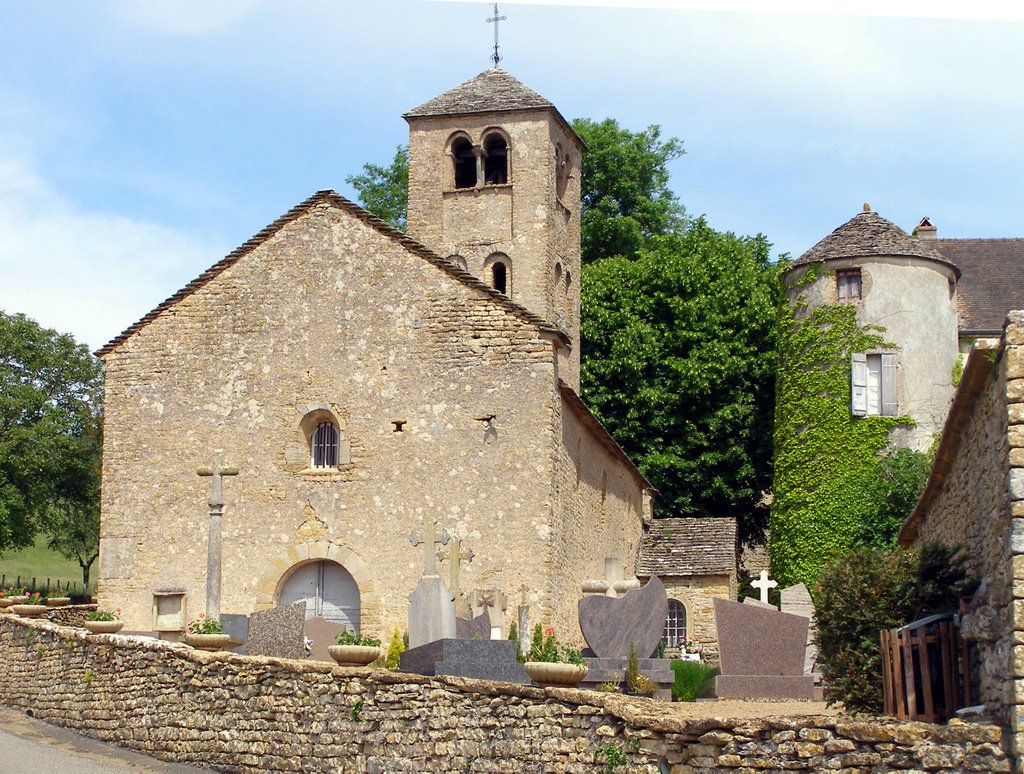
[0, 535, 90, 594]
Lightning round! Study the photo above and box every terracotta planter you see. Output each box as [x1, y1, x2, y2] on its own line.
[45, 597, 72, 607]
[524, 661, 589, 687]
[83, 620, 124, 635]
[183, 633, 232, 651]
[11, 604, 48, 618]
[328, 645, 381, 666]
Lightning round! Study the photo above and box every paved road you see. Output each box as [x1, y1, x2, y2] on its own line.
[0, 707, 214, 773]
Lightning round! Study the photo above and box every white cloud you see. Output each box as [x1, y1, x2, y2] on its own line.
[0, 155, 219, 352]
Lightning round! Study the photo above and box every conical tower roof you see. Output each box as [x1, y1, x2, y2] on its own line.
[793, 210, 959, 276]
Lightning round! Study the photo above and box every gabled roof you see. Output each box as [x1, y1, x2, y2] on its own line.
[935, 238, 1024, 332]
[557, 380, 656, 496]
[792, 210, 959, 276]
[636, 517, 737, 578]
[96, 190, 568, 358]
[404, 68, 585, 150]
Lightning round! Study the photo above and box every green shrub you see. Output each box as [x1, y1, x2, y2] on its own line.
[815, 543, 973, 713]
[335, 630, 381, 647]
[384, 626, 404, 669]
[671, 660, 718, 701]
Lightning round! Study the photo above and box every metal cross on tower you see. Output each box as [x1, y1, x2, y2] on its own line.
[487, 3, 506, 67]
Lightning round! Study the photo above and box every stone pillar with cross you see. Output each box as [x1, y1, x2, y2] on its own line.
[438, 536, 474, 618]
[751, 570, 779, 607]
[406, 516, 457, 649]
[196, 453, 239, 622]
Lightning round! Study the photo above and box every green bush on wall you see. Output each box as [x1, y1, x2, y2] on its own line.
[771, 264, 912, 587]
[670, 660, 718, 702]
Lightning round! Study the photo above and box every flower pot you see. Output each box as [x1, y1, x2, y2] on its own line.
[11, 604, 48, 618]
[183, 633, 232, 651]
[83, 620, 124, 635]
[524, 661, 589, 687]
[45, 597, 72, 608]
[328, 645, 381, 666]
[6, 596, 29, 605]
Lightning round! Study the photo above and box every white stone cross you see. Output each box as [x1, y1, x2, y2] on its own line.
[582, 557, 641, 598]
[408, 517, 450, 577]
[438, 536, 475, 615]
[752, 570, 778, 606]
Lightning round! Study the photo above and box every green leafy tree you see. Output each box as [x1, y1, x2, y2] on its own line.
[580, 222, 778, 539]
[345, 145, 409, 232]
[0, 311, 103, 551]
[571, 118, 686, 263]
[854, 448, 933, 549]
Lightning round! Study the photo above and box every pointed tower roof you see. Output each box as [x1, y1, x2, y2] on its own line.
[793, 209, 959, 276]
[404, 68, 584, 148]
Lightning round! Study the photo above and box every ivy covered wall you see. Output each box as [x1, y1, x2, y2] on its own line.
[770, 264, 912, 587]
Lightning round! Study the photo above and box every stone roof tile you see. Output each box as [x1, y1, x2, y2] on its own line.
[793, 211, 958, 275]
[935, 239, 1024, 331]
[405, 68, 553, 117]
[637, 517, 737, 577]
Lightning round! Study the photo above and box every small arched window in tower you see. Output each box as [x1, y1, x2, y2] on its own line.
[663, 599, 687, 649]
[492, 262, 508, 294]
[452, 137, 477, 189]
[483, 133, 508, 185]
[554, 262, 563, 288]
[311, 422, 339, 469]
[555, 144, 570, 199]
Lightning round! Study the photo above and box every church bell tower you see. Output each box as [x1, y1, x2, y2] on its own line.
[404, 68, 585, 381]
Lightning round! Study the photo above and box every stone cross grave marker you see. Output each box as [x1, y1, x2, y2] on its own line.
[581, 557, 641, 598]
[751, 569, 778, 606]
[407, 516, 457, 649]
[197, 453, 239, 621]
[438, 536, 474, 617]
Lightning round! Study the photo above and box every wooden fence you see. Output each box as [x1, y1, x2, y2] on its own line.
[881, 614, 970, 723]
[0, 576, 93, 597]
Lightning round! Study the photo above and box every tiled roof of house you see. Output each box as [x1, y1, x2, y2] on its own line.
[405, 68, 554, 117]
[935, 239, 1024, 332]
[792, 211, 958, 275]
[636, 517, 736, 578]
[96, 190, 568, 357]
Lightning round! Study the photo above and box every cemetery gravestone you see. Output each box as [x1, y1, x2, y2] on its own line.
[780, 582, 820, 680]
[220, 613, 249, 654]
[304, 617, 348, 663]
[247, 601, 306, 659]
[406, 518, 457, 649]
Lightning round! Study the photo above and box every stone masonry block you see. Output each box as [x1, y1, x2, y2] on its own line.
[1012, 402, 1024, 425]
[1009, 379, 1024, 403]
[307, 542, 329, 560]
[1008, 346, 1024, 380]
[1010, 426, 1024, 449]
[1012, 470, 1024, 501]
[1012, 448, 1024, 467]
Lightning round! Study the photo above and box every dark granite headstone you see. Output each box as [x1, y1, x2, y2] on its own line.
[713, 597, 816, 699]
[247, 601, 306, 659]
[455, 612, 491, 641]
[578, 576, 667, 659]
[221, 614, 249, 654]
[400, 638, 529, 684]
[303, 617, 347, 663]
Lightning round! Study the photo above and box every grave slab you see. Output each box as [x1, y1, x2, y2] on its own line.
[400, 638, 529, 684]
[247, 601, 306, 659]
[304, 617, 347, 663]
[714, 674, 818, 699]
[579, 576, 667, 659]
[714, 597, 807, 676]
[220, 614, 249, 654]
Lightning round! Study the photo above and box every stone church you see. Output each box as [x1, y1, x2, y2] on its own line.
[95, 68, 659, 642]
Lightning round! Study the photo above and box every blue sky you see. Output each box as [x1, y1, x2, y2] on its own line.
[1, 1, 1021, 350]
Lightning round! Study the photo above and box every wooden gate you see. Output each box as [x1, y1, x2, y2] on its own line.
[880, 613, 970, 723]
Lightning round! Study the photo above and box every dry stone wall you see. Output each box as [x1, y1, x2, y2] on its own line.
[0, 617, 1009, 773]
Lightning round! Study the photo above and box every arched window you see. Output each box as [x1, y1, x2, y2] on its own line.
[311, 422, 338, 469]
[555, 144, 570, 199]
[447, 253, 468, 271]
[492, 262, 508, 294]
[279, 560, 360, 629]
[483, 132, 508, 185]
[663, 599, 687, 648]
[452, 137, 476, 189]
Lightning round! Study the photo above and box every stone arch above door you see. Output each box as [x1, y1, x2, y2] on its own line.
[253, 541, 379, 630]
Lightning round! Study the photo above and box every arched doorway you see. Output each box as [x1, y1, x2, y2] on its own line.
[279, 560, 361, 631]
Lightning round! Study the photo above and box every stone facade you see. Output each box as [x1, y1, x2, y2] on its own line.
[900, 310, 1024, 768]
[95, 71, 654, 645]
[661, 575, 731, 664]
[0, 616, 1010, 772]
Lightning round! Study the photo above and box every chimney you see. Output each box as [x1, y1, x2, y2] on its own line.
[917, 216, 937, 241]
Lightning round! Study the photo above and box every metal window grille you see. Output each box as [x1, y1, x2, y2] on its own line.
[311, 422, 338, 468]
[663, 599, 687, 648]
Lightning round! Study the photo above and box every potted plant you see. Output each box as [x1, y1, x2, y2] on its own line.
[328, 630, 382, 666]
[12, 591, 47, 618]
[0, 588, 25, 613]
[83, 608, 124, 634]
[524, 625, 588, 687]
[45, 590, 72, 607]
[182, 614, 231, 651]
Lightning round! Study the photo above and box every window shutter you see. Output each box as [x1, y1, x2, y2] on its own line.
[881, 353, 898, 416]
[851, 353, 868, 416]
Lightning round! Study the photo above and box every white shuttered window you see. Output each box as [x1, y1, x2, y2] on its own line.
[851, 352, 897, 417]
